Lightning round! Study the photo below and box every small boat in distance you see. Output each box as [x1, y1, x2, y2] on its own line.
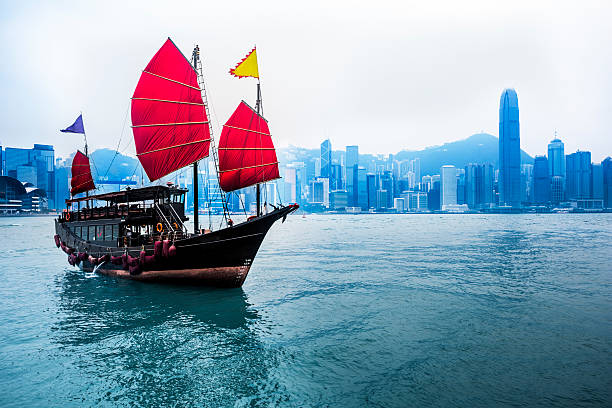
[54, 38, 298, 287]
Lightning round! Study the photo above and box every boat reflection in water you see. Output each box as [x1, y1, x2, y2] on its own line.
[51, 270, 279, 405]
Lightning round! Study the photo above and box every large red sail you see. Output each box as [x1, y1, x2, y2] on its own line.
[131, 38, 210, 181]
[218, 101, 280, 192]
[70, 150, 95, 195]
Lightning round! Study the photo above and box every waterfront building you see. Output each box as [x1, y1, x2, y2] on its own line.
[346, 145, 359, 205]
[533, 156, 550, 204]
[381, 171, 394, 208]
[551, 176, 564, 204]
[309, 177, 330, 207]
[428, 177, 441, 211]
[0, 175, 47, 213]
[354, 166, 368, 210]
[3, 144, 55, 209]
[376, 189, 388, 210]
[330, 190, 348, 210]
[394, 197, 405, 213]
[320, 139, 331, 180]
[566, 151, 591, 199]
[402, 190, 428, 212]
[521, 164, 534, 204]
[498, 88, 521, 207]
[548, 137, 565, 199]
[440, 165, 457, 210]
[421, 175, 432, 192]
[481, 164, 495, 207]
[366, 173, 376, 209]
[603, 157, 612, 208]
[465, 164, 480, 209]
[591, 164, 604, 200]
[456, 168, 465, 205]
[331, 163, 342, 190]
[284, 167, 297, 203]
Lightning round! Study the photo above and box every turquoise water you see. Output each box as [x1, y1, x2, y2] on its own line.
[0, 214, 611, 407]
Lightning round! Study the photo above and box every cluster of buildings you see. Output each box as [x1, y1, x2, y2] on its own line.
[2, 88, 610, 215]
[0, 144, 63, 214]
[274, 88, 611, 213]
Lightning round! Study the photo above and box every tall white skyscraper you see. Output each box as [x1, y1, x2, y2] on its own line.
[440, 165, 457, 210]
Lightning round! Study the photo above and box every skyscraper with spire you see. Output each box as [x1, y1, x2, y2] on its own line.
[498, 88, 521, 207]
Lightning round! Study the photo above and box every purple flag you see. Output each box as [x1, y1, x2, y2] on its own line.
[61, 114, 85, 134]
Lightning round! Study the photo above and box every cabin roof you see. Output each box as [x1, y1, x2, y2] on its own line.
[66, 185, 187, 204]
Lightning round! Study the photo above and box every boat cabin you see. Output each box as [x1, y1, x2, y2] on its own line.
[60, 185, 188, 247]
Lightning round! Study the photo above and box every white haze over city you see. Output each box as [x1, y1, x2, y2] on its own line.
[0, 0, 611, 161]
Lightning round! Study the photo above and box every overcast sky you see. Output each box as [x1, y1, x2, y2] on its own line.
[1, 0, 611, 161]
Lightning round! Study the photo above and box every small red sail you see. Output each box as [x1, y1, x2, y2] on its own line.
[218, 101, 280, 192]
[71, 150, 95, 195]
[131, 38, 211, 181]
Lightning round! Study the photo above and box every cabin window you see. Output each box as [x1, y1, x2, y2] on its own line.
[112, 224, 119, 240]
[96, 226, 104, 240]
[75, 226, 82, 239]
[105, 225, 113, 241]
[86, 226, 92, 241]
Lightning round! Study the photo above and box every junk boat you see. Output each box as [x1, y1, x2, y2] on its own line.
[54, 39, 298, 287]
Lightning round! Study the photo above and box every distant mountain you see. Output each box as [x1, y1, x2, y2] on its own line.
[394, 133, 533, 175]
[278, 133, 533, 176]
[89, 148, 142, 182]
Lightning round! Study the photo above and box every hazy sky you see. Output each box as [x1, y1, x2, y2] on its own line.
[1, 0, 611, 161]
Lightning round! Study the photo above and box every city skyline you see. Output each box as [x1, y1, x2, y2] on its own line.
[1, 2, 612, 161]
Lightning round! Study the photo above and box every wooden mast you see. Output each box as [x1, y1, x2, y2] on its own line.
[255, 81, 262, 217]
[191, 47, 200, 233]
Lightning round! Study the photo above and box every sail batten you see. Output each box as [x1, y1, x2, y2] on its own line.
[131, 38, 210, 181]
[218, 101, 280, 192]
[70, 151, 95, 195]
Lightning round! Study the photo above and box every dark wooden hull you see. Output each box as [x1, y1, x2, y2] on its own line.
[55, 205, 298, 287]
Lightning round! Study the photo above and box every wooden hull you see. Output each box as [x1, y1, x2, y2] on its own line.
[55, 205, 298, 288]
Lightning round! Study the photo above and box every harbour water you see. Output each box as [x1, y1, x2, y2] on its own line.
[1, 214, 611, 407]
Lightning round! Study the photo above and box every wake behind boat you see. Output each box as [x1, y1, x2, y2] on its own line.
[54, 39, 298, 287]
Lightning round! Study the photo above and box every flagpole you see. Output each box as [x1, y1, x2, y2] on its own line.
[81, 112, 90, 200]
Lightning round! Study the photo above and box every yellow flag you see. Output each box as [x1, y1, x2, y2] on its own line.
[229, 47, 259, 79]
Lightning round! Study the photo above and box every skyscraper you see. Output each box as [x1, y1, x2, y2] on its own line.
[440, 165, 457, 210]
[533, 156, 550, 204]
[602, 158, 612, 208]
[566, 151, 591, 199]
[548, 137, 565, 179]
[320, 139, 331, 179]
[345, 145, 358, 205]
[498, 88, 521, 207]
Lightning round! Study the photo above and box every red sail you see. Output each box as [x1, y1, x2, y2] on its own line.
[71, 150, 95, 195]
[218, 101, 280, 192]
[131, 38, 210, 181]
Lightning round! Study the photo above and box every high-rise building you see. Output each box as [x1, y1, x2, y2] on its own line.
[410, 158, 421, 186]
[309, 177, 330, 207]
[591, 164, 604, 200]
[381, 171, 393, 208]
[4, 144, 55, 209]
[603, 158, 612, 208]
[456, 168, 465, 205]
[320, 139, 331, 180]
[465, 164, 480, 209]
[498, 88, 521, 207]
[331, 163, 342, 190]
[566, 151, 591, 199]
[533, 156, 550, 204]
[481, 163, 494, 207]
[354, 166, 367, 210]
[548, 136, 565, 176]
[440, 165, 457, 210]
[551, 176, 564, 204]
[345, 145, 359, 205]
[366, 173, 376, 209]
